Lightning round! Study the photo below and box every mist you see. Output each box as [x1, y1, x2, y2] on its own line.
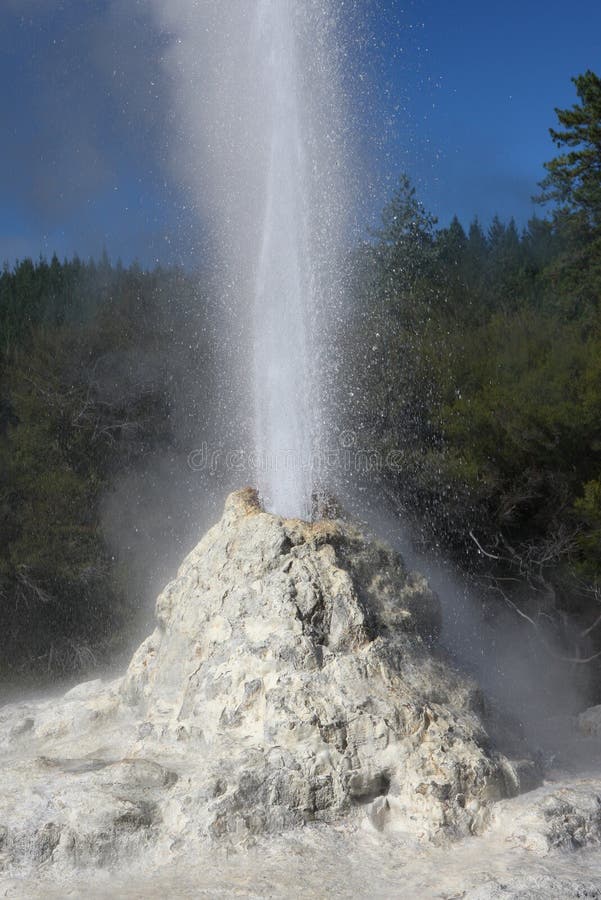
[338, 479, 589, 755]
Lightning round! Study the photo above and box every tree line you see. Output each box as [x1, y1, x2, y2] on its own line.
[0, 256, 220, 682]
[342, 71, 601, 666]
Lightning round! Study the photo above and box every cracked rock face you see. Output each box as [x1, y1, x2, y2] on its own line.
[121, 488, 532, 841]
[0, 489, 541, 875]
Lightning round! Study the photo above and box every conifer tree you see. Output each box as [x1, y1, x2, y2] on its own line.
[537, 70, 601, 229]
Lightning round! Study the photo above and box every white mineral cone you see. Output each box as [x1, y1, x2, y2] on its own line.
[0, 488, 541, 875]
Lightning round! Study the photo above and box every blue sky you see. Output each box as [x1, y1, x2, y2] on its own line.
[1, 0, 600, 267]
[389, 0, 601, 229]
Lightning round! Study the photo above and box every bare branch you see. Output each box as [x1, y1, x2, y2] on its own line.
[469, 530, 502, 560]
[471, 526, 599, 665]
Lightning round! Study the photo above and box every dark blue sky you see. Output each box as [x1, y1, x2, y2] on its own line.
[1, 0, 600, 267]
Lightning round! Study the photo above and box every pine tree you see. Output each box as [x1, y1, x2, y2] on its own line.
[537, 70, 601, 229]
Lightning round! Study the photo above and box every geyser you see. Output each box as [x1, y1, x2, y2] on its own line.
[151, 0, 348, 518]
[248, 1, 348, 517]
[251, 0, 313, 519]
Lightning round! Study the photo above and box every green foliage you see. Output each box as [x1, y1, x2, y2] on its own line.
[347, 118, 601, 587]
[0, 326, 123, 676]
[371, 174, 439, 320]
[434, 311, 601, 534]
[575, 479, 601, 579]
[537, 70, 601, 229]
[0, 256, 213, 680]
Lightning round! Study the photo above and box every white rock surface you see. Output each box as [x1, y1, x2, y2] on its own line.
[1, 489, 601, 896]
[580, 704, 601, 737]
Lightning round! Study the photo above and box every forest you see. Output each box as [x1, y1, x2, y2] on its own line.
[1, 71, 600, 687]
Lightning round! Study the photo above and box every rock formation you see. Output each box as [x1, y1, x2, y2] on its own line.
[0, 488, 565, 877]
[122, 488, 536, 839]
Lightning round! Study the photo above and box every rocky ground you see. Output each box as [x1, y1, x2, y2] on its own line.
[1, 489, 601, 897]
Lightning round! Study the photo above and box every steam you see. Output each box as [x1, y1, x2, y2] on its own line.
[148, 0, 351, 517]
[339, 480, 588, 753]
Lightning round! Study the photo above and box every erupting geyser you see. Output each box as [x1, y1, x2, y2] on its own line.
[253, 0, 317, 518]
[153, 0, 348, 518]
[6, 3, 601, 897]
[247, 0, 348, 517]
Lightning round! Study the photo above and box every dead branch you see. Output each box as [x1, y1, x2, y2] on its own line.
[469, 527, 601, 665]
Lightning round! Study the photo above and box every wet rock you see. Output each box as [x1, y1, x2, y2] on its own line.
[121, 487, 526, 843]
[0, 488, 539, 875]
[579, 704, 601, 737]
[491, 778, 601, 854]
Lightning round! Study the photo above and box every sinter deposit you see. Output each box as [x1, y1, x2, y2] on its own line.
[2, 489, 601, 897]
